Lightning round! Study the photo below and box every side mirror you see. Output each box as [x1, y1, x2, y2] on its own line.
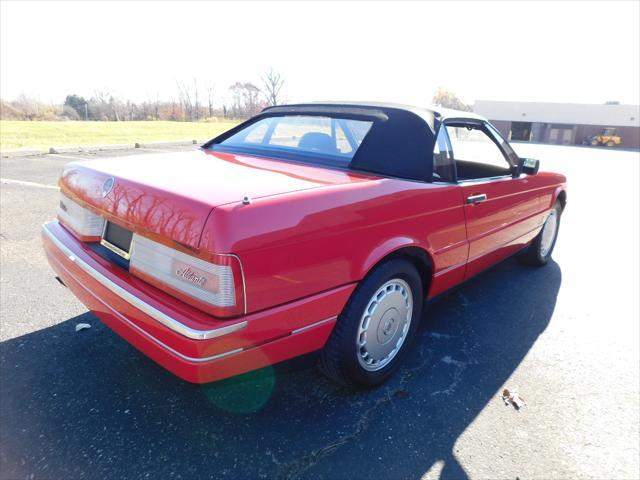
[515, 157, 540, 176]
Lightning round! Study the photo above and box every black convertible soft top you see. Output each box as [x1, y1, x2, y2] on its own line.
[203, 102, 485, 182]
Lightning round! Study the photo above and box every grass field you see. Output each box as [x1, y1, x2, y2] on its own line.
[0, 120, 239, 151]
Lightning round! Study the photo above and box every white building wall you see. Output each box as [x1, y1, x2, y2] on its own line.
[474, 100, 640, 127]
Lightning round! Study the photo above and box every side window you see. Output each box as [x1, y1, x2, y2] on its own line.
[486, 123, 520, 165]
[445, 124, 512, 180]
[433, 126, 455, 182]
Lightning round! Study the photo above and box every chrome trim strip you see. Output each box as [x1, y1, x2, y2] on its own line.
[457, 174, 512, 184]
[51, 254, 243, 363]
[433, 216, 547, 278]
[433, 261, 466, 278]
[465, 223, 544, 264]
[290, 316, 337, 335]
[42, 222, 247, 340]
[100, 237, 132, 260]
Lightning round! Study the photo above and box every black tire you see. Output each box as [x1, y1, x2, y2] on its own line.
[319, 258, 423, 388]
[518, 201, 562, 266]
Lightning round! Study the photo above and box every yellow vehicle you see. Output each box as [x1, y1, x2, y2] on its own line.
[587, 127, 621, 147]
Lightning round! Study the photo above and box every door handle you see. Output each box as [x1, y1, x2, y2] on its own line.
[466, 193, 487, 204]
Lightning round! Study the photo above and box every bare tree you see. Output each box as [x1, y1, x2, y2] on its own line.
[261, 68, 285, 106]
[207, 85, 215, 118]
[13, 94, 42, 120]
[228, 81, 262, 117]
[176, 80, 192, 120]
[109, 95, 121, 121]
[229, 82, 244, 117]
[154, 93, 160, 120]
[242, 82, 261, 115]
[88, 89, 111, 120]
[193, 78, 199, 121]
[169, 97, 179, 121]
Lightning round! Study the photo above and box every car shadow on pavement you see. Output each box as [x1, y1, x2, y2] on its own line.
[0, 258, 561, 480]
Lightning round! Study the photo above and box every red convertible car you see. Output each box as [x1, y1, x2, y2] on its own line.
[42, 103, 567, 387]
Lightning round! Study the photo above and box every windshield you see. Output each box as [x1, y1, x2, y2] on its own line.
[213, 115, 374, 166]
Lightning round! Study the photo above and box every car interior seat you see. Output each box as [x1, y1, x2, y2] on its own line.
[298, 132, 339, 154]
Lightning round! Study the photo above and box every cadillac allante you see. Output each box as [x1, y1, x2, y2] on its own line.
[42, 103, 567, 387]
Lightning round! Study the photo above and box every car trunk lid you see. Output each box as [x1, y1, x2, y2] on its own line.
[59, 149, 374, 249]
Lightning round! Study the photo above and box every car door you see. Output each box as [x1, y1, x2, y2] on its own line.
[444, 120, 542, 280]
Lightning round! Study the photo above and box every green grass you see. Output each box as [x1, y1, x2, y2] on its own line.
[0, 120, 239, 151]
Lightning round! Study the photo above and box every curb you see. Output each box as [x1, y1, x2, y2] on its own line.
[1, 139, 206, 158]
[0, 149, 47, 158]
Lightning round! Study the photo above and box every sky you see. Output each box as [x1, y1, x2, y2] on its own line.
[1, 1, 639, 107]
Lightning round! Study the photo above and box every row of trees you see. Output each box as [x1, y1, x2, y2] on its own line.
[1, 81, 471, 122]
[0, 68, 286, 121]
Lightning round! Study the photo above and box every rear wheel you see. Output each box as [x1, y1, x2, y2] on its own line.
[518, 201, 562, 266]
[319, 259, 423, 387]
[606, 141, 615, 147]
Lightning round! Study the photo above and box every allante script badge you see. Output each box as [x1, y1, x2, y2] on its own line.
[173, 261, 219, 293]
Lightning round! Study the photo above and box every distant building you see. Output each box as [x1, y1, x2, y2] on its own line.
[474, 100, 640, 148]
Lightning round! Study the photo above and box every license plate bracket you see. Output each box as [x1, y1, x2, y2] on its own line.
[100, 221, 133, 260]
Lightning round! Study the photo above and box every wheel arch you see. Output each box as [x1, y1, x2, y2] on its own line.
[554, 188, 567, 211]
[359, 239, 434, 297]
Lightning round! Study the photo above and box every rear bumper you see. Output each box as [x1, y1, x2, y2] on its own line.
[42, 221, 354, 383]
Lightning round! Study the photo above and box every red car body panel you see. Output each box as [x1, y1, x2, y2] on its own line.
[43, 221, 354, 382]
[43, 109, 567, 384]
[60, 150, 374, 249]
[460, 173, 559, 279]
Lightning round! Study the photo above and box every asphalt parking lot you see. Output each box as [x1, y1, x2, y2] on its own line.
[1, 143, 638, 480]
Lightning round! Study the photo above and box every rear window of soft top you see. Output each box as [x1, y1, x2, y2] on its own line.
[213, 115, 374, 166]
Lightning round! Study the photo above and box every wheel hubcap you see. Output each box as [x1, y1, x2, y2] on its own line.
[540, 210, 558, 257]
[357, 279, 413, 372]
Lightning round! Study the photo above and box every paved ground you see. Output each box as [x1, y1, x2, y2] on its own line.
[0, 143, 638, 480]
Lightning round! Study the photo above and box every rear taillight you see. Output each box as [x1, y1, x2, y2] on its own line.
[129, 234, 245, 318]
[57, 193, 105, 241]
[55, 193, 245, 317]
